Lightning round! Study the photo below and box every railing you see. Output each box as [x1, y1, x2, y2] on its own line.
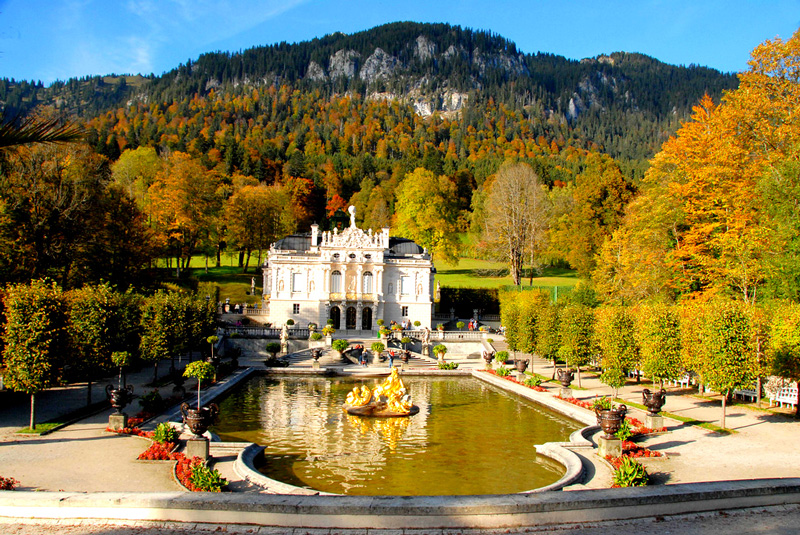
[220, 326, 310, 339]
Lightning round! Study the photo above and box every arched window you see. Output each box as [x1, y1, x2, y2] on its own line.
[362, 272, 373, 294]
[331, 271, 342, 293]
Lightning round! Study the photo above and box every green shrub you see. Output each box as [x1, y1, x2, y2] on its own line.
[496, 367, 510, 377]
[190, 463, 227, 492]
[332, 339, 349, 353]
[286, 319, 295, 326]
[615, 418, 633, 441]
[456, 321, 465, 330]
[438, 362, 459, 370]
[495, 351, 509, 363]
[523, 376, 542, 387]
[433, 344, 447, 356]
[265, 342, 281, 355]
[592, 396, 613, 410]
[401, 336, 412, 346]
[413, 321, 421, 327]
[436, 323, 445, 330]
[377, 319, 385, 326]
[310, 332, 322, 341]
[612, 457, 649, 487]
[138, 390, 164, 413]
[153, 422, 177, 444]
[326, 318, 334, 325]
[111, 351, 131, 368]
[371, 341, 385, 353]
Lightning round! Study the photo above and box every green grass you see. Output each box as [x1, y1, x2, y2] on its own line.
[16, 422, 62, 435]
[434, 258, 579, 289]
[615, 398, 734, 435]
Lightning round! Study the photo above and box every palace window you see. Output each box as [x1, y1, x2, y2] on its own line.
[331, 271, 342, 293]
[291, 272, 304, 292]
[362, 272, 373, 294]
[400, 276, 411, 295]
[292, 303, 300, 314]
[402, 306, 408, 317]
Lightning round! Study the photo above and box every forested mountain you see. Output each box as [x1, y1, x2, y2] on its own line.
[1, 22, 736, 180]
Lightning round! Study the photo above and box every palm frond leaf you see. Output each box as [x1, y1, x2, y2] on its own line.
[0, 115, 85, 149]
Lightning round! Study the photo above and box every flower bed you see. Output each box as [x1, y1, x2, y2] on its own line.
[556, 395, 595, 410]
[481, 369, 547, 392]
[0, 476, 18, 491]
[106, 425, 151, 438]
[138, 441, 178, 461]
[627, 417, 667, 435]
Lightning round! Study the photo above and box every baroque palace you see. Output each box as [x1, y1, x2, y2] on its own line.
[261, 207, 434, 331]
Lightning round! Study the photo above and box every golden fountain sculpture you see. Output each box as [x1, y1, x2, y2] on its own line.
[343, 368, 419, 417]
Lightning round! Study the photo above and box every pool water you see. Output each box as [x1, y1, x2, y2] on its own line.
[212, 375, 581, 496]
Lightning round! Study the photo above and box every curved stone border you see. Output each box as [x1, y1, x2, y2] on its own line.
[1, 479, 799, 529]
[234, 444, 323, 495]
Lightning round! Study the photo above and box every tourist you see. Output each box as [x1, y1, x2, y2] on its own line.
[388, 350, 395, 368]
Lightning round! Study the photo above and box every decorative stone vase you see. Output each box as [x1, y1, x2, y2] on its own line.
[515, 359, 529, 373]
[595, 405, 628, 439]
[642, 388, 667, 415]
[311, 348, 321, 361]
[105, 384, 134, 414]
[556, 368, 574, 388]
[180, 402, 219, 437]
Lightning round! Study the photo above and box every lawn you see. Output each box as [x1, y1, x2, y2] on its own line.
[434, 257, 579, 290]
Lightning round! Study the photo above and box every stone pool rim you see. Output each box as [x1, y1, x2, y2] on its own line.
[187, 367, 592, 495]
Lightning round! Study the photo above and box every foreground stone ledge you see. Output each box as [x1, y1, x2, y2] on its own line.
[1, 479, 800, 529]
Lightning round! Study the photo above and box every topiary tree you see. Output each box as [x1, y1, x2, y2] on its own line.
[3, 280, 68, 430]
[700, 300, 757, 429]
[595, 306, 639, 395]
[265, 342, 281, 357]
[183, 361, 216, 410]
[636, 304, 682, 388]
[331, 339, 349, 354]
[433, 344, 447, 360]
[456, 321, 465, 331]
[768, 301, 800, 416]
[536, 301, 562, 379]
[558, 303, 595, 387]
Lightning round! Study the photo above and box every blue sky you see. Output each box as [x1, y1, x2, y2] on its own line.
[1, 0, 798, 85]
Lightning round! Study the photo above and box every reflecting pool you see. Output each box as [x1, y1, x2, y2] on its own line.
[212, 375, 581, 495]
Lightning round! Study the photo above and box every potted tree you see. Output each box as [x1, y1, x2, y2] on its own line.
[331, 339, 349, 359]
[207, 335, 219, 367]
[433, 344, 448, 362]
[456, 321, 465, 332]
[400, 336, 411, 351]
[180, 361, 219, 438]
[106, 351, 134, 429]
[371, 341, 385, 364]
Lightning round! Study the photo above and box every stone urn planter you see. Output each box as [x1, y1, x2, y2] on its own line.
[595, 405, 628, 439]
[105, 384, 134, 414]
[402, 350, 411, 364]
[311, 348, 321, 361]
[556, 368, 575, 388]
[180, 402, 219, 437]
[515, 359, 529, 373]
[642, 388, 667, 415]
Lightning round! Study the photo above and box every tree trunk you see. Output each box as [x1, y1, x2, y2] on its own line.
[30, 393, 36, 431]
[756, 376, 762, 408]
[551, 358, 557, 379]
[216, 245, 222, 267]
[721, 391, 727, 430]
[242, 250, 251, 274]
[238, 250, 245, 268]
[577, 366, 582, 388]
[86, 378, 92, 406]
[153, 361, 159, 384]
[205, 255, 209, 274]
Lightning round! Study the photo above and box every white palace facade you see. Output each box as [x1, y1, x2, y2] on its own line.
[261, 207, 434, 331]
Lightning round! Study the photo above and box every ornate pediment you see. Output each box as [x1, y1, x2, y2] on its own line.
[319, 206, 389, 250]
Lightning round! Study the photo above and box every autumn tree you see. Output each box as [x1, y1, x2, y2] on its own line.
[480, 162, 549, 285]
[557, 303, 595, 387]
[148, 152, 222, 274]
[768, 301, 800, 416]
[111, 146, 162, 216]
[594, 306, 639, 396]
[225, 183, 296, 273]
[2, 279, 68, 430]
[549, 154, 634, 277]
[393, 168, 460, 263]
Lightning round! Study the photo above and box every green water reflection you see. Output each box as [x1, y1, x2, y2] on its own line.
[212, 375, 581, 495]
